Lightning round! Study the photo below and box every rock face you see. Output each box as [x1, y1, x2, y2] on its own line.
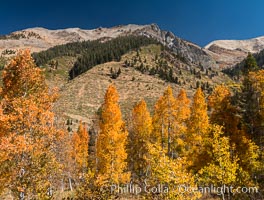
[134, 24, 218, 69]
[0, 24, 217, 69]
[205, 36, 264, 68]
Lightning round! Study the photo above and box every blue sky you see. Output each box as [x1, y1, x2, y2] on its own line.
[1, 0, 264, 46]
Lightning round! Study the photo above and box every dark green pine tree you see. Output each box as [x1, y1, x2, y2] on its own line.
[168, 68, 173, 81]
[242, 53, 259, 75]
[117, 68, 121, 76]
[240, 54, 261, 136]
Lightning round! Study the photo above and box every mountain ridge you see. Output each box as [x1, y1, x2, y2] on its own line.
[205, 36, 264, 52]
[3, 24, 264, 70]
[0, 23, 218, 70]
[204, 35, 264, 68]
[0, 24, 146, 54]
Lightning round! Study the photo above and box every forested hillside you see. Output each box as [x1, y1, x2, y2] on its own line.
[32, 35, 159, 79]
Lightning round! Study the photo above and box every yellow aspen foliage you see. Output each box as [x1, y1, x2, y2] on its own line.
[235, 136, 260, 186]
[176, 89, 191, 121]
[208, 84, 260, 185]
[96, 84, 130, 186]
[186, 87, 209, 169]
[0, 50, 63, 199]
[152, 86, 177, 156]
[208, 84, 231, 122]
[248, 70, 264, 113]
[72, 122, 89, 179]
[173, 89, 191, 156]
[208, 84, 243, 139]
[198, 125, 240, 199]
[128, 99, 153, 180]
[144, 143, 201, 200]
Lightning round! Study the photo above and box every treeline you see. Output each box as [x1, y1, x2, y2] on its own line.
[0, 51, 263, 199]
[32, 35, 159, 79]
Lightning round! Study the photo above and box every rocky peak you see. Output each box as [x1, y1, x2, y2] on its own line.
[132, 24, 218, 69]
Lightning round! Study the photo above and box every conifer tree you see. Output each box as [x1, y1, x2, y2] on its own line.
[242, 70, 264, 147]
[242, 53, 259, 75]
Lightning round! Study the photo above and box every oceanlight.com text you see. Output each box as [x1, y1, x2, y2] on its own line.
[178, 184, 258, 195]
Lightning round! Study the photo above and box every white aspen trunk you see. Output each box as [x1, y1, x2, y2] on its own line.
[69, 178, 73, 191]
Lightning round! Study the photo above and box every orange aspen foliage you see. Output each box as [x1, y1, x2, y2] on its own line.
[152, 86, 177, 156]
[208, 84, 239, 132]
[1, 50, 47, 100]
[72, 122, 89, 177]
[96, 84, 130, 186]
[186, 87, 209, 169]
[173, 89, 191, 156]
[0, 50, 63, 199]
[208, 84, 242, 139]
[128, 99, 152, 179]
[176, 89, 191, 121]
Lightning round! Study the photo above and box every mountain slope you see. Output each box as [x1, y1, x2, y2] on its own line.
[205, 36, 264, 68]
[223, 47, 264, 78]
[48, 44, 231, 130]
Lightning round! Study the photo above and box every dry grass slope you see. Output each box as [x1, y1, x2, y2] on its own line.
[48, 45, 232, 131]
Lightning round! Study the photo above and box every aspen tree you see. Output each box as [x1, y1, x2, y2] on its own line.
[128, 99, 152, 180]
[186, 87, 209, 170]
[208, 84, 260, 186]
[152, 86, 177, 157]
[173, 89, 190, 156]
[0, 50, 63, 199]
[71, 122, 89, 185]
[198, 125, 239, 200]
[96, 84, 130, 186]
